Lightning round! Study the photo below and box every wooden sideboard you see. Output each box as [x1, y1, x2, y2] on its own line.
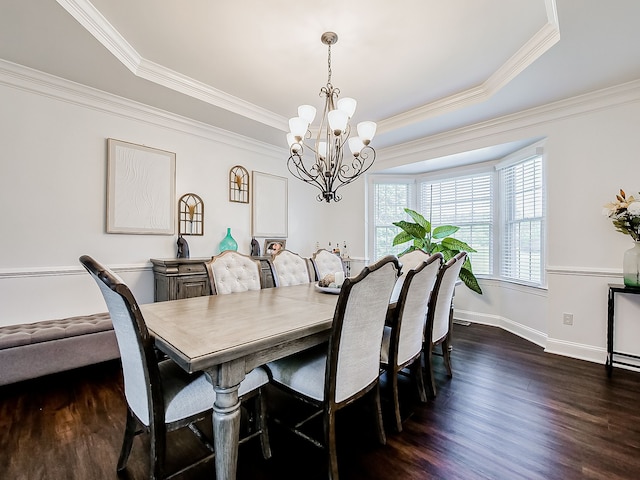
[150, 257, 275, 302]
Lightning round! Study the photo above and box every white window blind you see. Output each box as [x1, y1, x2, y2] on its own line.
[419, 173, 493, 275]
[499, 155, 544, 284]
[372, 181, 414, 260]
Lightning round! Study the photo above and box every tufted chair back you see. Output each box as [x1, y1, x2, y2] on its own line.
[311, 248, 345, 282]
[272, 250, 311, 287]
[206, 251, 263, 295]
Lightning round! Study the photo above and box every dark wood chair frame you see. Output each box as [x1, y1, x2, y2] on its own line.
[269, 255, 401, 480]
[423, 251, 467, 398]
[80, 255, 270, 480]
[382, 252, 443, 432]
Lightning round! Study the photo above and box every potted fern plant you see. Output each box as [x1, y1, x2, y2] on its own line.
[392, 208, 482, 294]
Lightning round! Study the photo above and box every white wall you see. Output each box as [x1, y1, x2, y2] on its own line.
[0, 61, 329, 325]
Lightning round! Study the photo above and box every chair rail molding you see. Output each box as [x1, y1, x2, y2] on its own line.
[546, 265, 621, 278]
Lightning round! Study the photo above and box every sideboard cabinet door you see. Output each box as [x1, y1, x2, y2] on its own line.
[151, 257, 211, 302]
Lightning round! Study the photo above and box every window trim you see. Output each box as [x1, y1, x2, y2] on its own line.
[495, 140, 546, 287]
[368, 140, 547, 289]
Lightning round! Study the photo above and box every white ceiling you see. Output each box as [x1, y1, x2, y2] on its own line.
[2, 0, 640, 173]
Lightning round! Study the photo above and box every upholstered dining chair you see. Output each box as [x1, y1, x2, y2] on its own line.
[205, 250, 264, 294]
[380, 252, 442, 432]
[272, 249, 312, 287]
[79, 255, 271, 479]
[268, 255, 401, 480]
[311, 248, 345, 282]
[390, 248, 433, 304]
[424, 251, 467, 398]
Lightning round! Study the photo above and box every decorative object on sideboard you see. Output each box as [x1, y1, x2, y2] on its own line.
[603, 189, 640, 287]
[106, 138, 176, 235]
[250, 237, 261, 256]
[178, 193, 204, 235]
[285, 32, 376, 203]
[177, 235, 190, 258]
[219, 228, 238, 252]
[264, 238, 286, 255]
[229, 165, 249, 203]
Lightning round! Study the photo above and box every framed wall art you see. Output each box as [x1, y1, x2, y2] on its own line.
[178, 193, 204, 235]
[107, 138, 176, 234]
[251, 171, 288, 238]
[229, 165, 249, 203]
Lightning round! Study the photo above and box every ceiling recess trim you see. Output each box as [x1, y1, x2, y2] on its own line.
[55, 0, 288, 131]
[377, 1, 560, 134]
[56, 0, 559, 138]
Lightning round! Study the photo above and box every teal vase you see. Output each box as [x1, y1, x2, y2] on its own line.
[219, 227, 238, 252]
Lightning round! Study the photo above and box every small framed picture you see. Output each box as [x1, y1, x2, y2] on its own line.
[264, 238, 286, 255]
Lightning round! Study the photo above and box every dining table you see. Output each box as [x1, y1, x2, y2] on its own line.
[140, 282, 340, 480]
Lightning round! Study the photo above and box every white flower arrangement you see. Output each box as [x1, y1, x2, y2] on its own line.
[603, 189, 640, 241]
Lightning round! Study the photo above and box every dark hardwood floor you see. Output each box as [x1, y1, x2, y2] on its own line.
[2, 323, 640, 480]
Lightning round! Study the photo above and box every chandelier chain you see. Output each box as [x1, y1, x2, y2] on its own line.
[286, 32, 376, 203]
[327, 44, 332, 85]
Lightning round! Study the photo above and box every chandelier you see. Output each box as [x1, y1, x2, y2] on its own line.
[286, 32, 377, 203]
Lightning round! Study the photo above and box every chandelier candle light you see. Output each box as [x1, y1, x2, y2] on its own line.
[286, 32, 377, 203]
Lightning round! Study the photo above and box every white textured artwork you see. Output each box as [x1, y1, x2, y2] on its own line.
[107, 139, 176, 234]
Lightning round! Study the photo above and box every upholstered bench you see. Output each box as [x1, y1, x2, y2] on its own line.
[0, 313, 120, 386]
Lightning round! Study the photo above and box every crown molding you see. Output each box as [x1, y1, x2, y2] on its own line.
[55, 0, 288, 132]
[0, 59, 285, 160]
[378, 79, 640, 165]
[56, 0, 559, 139]
[377, 1, 560, 134]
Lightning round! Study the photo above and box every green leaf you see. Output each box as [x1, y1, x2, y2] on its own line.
[392, 231, 414, 246]
[441, 237, 477, 253]
[431, 244, 451, 259]
[413, 238, 428, 250]
[462, 256, 473, 272]
[459, 267, 482, 294]
[404, 208, 431, 234]
[432, 225, 459, 239]
[392, 221, 426, 240]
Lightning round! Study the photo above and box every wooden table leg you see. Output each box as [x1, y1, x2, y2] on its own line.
[206, 361, 245, 480]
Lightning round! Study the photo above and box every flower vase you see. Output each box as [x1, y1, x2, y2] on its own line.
[623, 241, 640, 287]
[219, 227, 238, 252]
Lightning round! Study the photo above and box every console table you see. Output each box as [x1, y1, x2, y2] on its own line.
[151, 257, 275, 302]
[606, 283, 640, 377]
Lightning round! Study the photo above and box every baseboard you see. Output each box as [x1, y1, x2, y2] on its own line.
[455, 309, 614, 367]
[455, 309, 547, 348]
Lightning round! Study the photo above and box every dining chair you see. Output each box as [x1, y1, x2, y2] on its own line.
[390, 248, 432, 304]
[424, 251, 467, 398]
[205, 250, 263, 294]
[380, 252, 442, 432]
[272, 249, 312, 287]
[311, 248, 345, 282]
[79, 255, 271, 480]
[268, 255, 401, 480]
